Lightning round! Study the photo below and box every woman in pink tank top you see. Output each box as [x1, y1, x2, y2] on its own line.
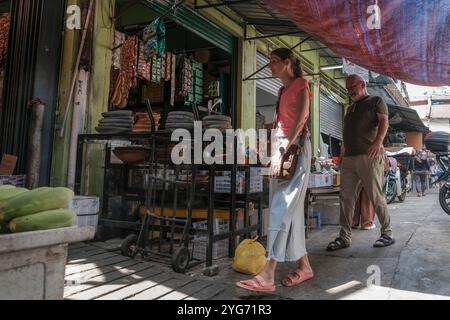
[237, 48, 314, 293]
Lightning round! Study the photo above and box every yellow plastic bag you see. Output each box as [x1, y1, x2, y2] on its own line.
[232, 237, 267, 276]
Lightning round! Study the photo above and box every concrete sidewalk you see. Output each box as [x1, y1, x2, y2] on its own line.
[219, 189, 450, 300]
[66, 189, 450, 300]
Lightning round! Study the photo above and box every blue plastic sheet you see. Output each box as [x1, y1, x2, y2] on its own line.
[264, 0, 450, 86]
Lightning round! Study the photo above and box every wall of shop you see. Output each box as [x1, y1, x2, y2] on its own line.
[50, 0, 348, 197]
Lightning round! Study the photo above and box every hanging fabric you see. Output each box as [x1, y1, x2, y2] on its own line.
[112, 30, 126, 70]
[164, 52, 172, 81]
[151, 55, 163, 83]
[0, 14, 10, 68]
[111, 35, 138, 108]
[180, 56, 192, 97]
[192, 61, 203, 104]
[143, 17, 166, 61]
[137, 41, 151, 81]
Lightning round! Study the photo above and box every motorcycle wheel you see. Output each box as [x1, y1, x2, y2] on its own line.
[398, 178, 407, 202]
[439, 186, 450, 216]
[385, 180, 397, 204]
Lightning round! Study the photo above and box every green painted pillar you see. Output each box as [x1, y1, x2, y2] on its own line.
[51, 0, 81, 187]
[84, 0, 115, 196]
[237, 29, 256, 132]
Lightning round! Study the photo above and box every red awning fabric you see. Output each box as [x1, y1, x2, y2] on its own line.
[263, 0, 450, 86]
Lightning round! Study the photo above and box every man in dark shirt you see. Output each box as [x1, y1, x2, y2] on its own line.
[413, 150, 431, 197]
[327, 75, 395, 251]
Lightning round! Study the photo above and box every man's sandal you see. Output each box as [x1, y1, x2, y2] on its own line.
[374, 235, 395, 248]
[326, 237, 350, 251]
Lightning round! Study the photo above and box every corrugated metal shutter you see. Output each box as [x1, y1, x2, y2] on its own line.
[0, 0, 45, 174]
[256, 52, 282, 97]
[0, 0, 64, 181]
[320, 92, 343, 140]
[143, 0, 234, 54]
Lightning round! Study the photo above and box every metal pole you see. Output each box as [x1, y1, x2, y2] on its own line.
[195, 0, 255, 10]
[59, 0, 95, 137]
[245, 31, 303, 41]
[243, 36, 311, 81]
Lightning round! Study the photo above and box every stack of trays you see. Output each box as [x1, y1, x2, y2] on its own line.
[96, 110, 134, 134]
[165, 111, 195, 131]
[203, 115, 232, 130]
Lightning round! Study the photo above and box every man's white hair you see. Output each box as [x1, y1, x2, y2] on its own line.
[347, 74, 366, 84]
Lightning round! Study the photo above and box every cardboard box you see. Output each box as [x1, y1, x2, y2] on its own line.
[308, 173, 334, 189]
[406, 132, 424, 150]
[333, 174, 341, 187]
[0, 155, 17, 175]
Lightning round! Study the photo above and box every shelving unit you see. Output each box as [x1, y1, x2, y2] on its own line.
[75, 132, 265, 270]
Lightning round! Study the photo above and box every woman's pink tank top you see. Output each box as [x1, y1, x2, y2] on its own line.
[276, 78, 310, 137]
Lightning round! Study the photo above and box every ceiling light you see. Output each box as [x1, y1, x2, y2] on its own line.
[320, 65, 344, 71]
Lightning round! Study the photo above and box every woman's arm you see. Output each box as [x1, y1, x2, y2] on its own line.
[283, 88, 310, 151]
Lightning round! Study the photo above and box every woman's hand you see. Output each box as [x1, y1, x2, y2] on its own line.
[270, 150, 283, 177]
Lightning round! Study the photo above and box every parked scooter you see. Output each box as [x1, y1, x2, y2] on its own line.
[384, 148, 414, 204]
[425, 132, 450, 215]
[384, 163, 399, 204]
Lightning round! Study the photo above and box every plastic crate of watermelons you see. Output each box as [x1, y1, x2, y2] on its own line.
[425, 131, 450, 153]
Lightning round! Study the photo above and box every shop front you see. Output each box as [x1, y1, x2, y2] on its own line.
[0, 0, 65, 187]
[48, 0, 350, 271]
[55, 0, 270, 272]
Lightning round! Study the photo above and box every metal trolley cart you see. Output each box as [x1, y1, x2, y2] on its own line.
[119, 132, 200, 273]
[119, 133, 265, 273]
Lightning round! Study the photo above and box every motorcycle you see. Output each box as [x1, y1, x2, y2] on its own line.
[384, 165, 399, 204]
[384, 148, 414, 204]
[434, 152, 450, 215]
[425, 131, 450, 215]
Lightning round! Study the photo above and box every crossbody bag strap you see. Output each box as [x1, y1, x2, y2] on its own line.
[273, 87, 285, 130]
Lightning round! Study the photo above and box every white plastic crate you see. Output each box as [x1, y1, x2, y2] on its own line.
[214, 168, 263, 194]
[193, 213, 259, 238]
[68, 196, 100, 232]
[192, 238, 229, 261]
[75, 215, 99, 232]
[193, 219, 229, 237]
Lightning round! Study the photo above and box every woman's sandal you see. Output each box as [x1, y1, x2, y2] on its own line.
[236, 275, 276, 293]
[327, 237, 350, 251]
[282, 269, 314, 287]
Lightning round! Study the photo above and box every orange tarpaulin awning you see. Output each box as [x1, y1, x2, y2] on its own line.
[263, 0, 450, 86]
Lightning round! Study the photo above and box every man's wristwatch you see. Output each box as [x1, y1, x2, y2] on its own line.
[279, 146, 287, 155]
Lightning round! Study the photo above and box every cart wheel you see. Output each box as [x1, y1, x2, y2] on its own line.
[172, 247, 190, 274]
[121, 234, 139, 258]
